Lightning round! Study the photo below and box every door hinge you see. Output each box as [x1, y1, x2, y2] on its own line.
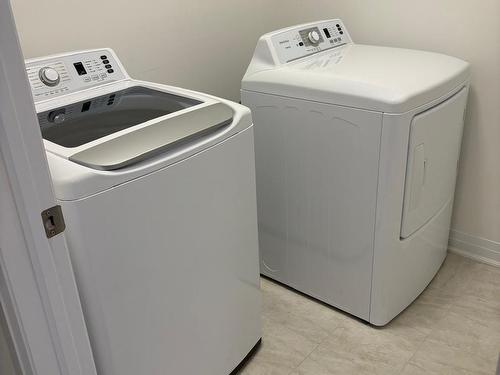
[41, 205, 66, 238]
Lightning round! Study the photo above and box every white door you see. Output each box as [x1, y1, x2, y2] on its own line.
[401, 88, 467, 238]
[0, 1, 97, 374]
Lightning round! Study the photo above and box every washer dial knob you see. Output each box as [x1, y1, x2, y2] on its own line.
[39, 67, 60, 87]
[308, 30, 321, 44]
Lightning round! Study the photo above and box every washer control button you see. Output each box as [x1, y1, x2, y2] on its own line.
[48, 109, 66, 123]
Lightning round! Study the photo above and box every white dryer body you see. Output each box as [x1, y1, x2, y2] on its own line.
[242, 20, 470, 325]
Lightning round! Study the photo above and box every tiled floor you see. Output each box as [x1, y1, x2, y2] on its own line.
[237, 253, 500, 375]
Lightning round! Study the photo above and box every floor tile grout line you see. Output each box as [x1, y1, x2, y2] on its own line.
[259, 255, 499, 375]
[288, 339, 326, 374]
[289, 323, 343, 373]
[287, 342, 321, 375]
[399, 265, 496, 375]
[397, 334, 430, 375]
[422, 302, 500, 373]
[396, 298, 456, 374]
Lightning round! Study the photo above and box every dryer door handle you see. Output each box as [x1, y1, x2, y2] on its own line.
[409, 143, 425, 211]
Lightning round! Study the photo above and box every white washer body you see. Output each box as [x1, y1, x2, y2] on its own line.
[27, 49, 261, 374]
[242, 20, 470, 325]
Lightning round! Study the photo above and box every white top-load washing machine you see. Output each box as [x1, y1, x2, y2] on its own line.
[242, 20, 470, 325]
[26, 49, 261, 375]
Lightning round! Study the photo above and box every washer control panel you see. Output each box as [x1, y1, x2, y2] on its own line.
[37, 90, 123, 130]
[25, 49, 126, 102]
[271, 20, 351, 64]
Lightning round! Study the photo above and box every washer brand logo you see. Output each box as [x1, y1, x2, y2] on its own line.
[279, 40, 290, 45]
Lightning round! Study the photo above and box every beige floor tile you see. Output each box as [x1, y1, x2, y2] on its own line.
[294, 354, 401, 375]
[400, 360, 488, 375]
[451, 293, 500, 326]
[237, 356, 292, 375]
[455, 261, 500, 302]
[299, 321, 416, 375]
[449, 267, 500, 329]
[241, 255, 500, 375]
[343, 316, 426, 353]
[426, 253, 475, 297]
[410, 338, 496, 374]
[415, 281, 457, 307]
[237, 313, 319, 375]
[388, 291, 451, 336]
[261, 278, 348, 343]
[426, 309, 500, 365]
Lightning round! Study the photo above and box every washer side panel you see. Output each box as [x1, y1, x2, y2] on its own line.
[58, 127, 261, 375]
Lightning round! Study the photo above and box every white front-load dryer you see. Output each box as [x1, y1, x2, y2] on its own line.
[242, 20, 470, 325]
[26, 49, 261, 375]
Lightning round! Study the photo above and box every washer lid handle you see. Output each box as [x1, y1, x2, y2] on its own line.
[69, 102, 233, 171]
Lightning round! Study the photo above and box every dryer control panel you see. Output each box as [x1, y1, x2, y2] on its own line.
[25, 49, 127, 102]
[271, 20, 352, 64]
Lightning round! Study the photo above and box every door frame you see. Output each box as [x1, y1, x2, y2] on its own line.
[0, 1, 97, 374]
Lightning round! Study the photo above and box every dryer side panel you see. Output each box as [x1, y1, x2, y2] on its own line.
[242, 91, 382, 320]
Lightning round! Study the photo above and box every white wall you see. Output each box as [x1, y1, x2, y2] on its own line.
[11, 1, 500, 263]
[11, 0, 308, 101]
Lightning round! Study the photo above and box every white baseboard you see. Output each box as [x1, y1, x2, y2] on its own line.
[448, 229, 500, 267]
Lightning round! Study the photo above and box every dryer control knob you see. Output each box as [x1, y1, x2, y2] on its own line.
[308, 30, 320, 44]
[39, 67, 60, 87]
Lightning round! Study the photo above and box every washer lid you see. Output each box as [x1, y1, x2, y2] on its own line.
[242, 44, 470, 113]
[69, 102, 233, 170]
[38, 86, 235, 170]
[38, 86, 202, 149]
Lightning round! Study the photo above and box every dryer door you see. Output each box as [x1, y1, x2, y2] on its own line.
[400, 87, 467, 238]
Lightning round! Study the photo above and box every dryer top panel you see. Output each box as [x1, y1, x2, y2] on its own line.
[242, 20, 470, 113]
